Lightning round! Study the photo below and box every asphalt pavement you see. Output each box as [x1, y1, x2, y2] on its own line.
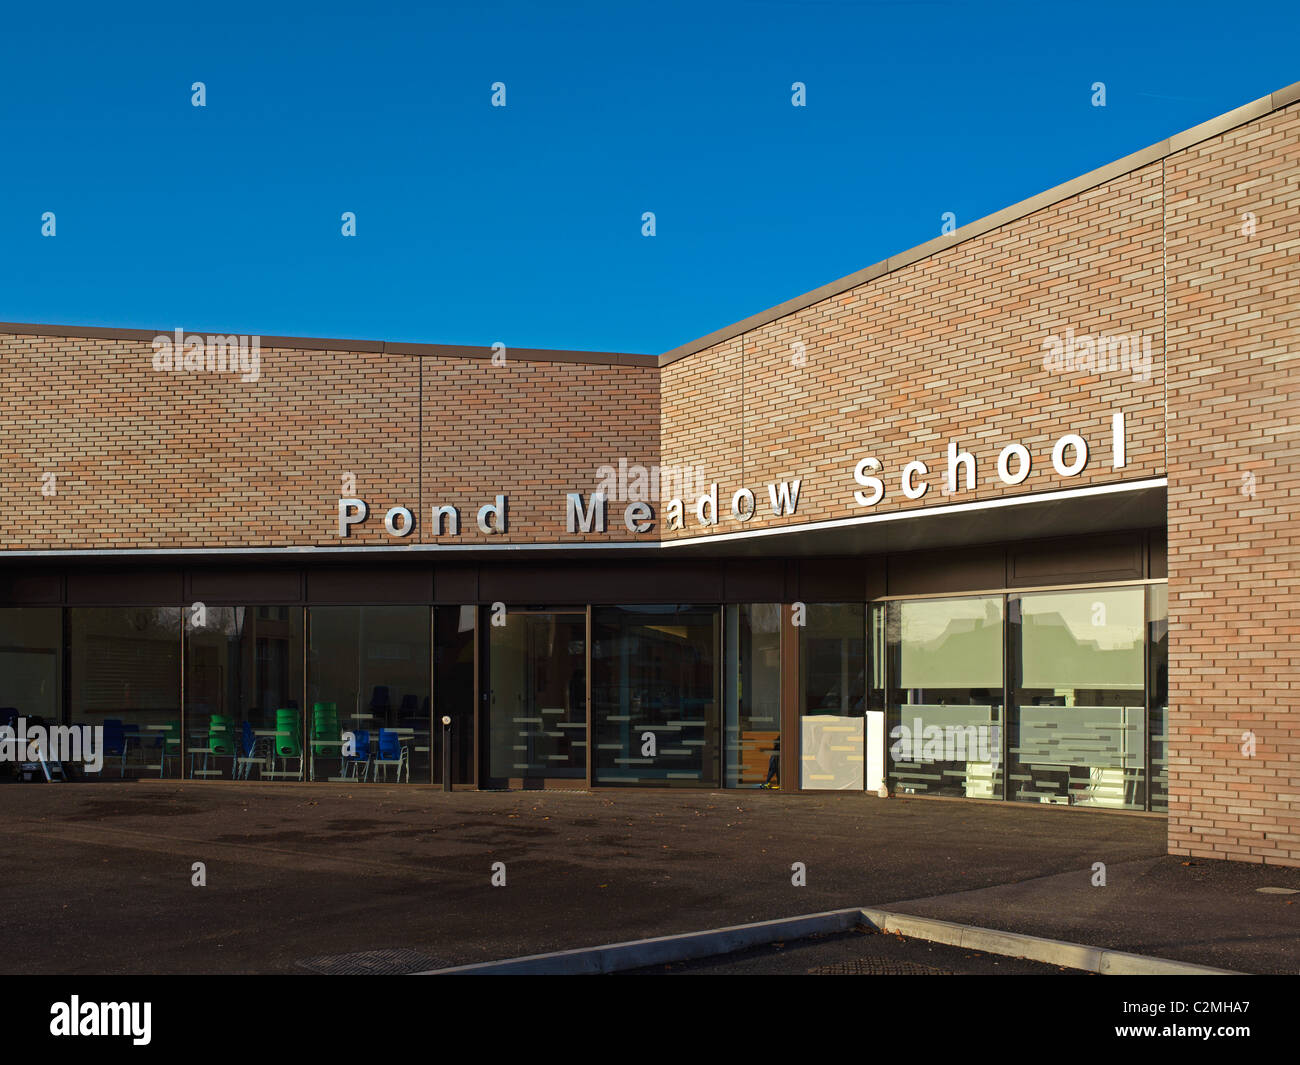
[0, 782, 1295, 974]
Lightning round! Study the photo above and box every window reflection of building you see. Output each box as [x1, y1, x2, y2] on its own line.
[886, 596, 1004, 800]
[307, 606, 430, 783]
[800, 604, 866, 791]
[1147, 585, 1169, 813]
[184, 607, 303, 780]
[488, 611, 586, 785]
[724, 604, 781, 788]
[591, 605, 719, 787]
[69, 607, 183, 779]
[1009, 588, 1146, 810]
[0, 579, 1169, 806]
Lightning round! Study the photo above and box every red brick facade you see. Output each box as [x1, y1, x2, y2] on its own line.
[1165, 105, 1300, 866]
[0, 334, 659, 548]
[660, 164, 1167, 537]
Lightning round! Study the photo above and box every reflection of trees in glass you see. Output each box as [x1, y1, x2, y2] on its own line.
[1020, 609, 1143, 690]
[896, 598, 1003, 691]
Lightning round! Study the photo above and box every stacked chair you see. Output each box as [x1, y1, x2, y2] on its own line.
[272, 707, 304, 779]
[311, 702, 341, 780]
[343, 729, 372, 781]
[235, 720, 271, 780]
[197, 713, 236, 777]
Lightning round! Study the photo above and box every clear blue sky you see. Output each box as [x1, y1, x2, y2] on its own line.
[2, 1, 1296, 354]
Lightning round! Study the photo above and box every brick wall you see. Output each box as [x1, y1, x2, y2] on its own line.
[1165, 104, 1300, 867]
[419, 357, 659, 543]
[660, 165, 1168, 539]
[0, 333, 659, 548]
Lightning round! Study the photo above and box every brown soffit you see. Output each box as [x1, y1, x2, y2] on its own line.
[0, 321, 657, 368]
[658, 77, 1300, 367]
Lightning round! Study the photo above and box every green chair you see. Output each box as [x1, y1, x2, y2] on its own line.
[311, 702, 341, 780]
[312, 704, 340, 750]
[205, 714, 236, 777]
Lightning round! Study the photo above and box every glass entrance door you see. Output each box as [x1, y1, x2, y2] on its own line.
[724, 604, 781, 788]
[487, 610, 587, 785]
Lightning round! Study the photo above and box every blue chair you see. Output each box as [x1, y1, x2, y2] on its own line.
[344, 729, 372, 781]
[235, 720, 270, 780]
[372, 728, 409, 783]
[102, 719, 128, 777]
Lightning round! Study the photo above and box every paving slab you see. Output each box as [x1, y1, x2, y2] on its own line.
[886, 855, 1300, 974]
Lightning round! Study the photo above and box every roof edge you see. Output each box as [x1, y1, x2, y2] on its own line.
[0, 322, 657, 368]
[658, 78, 1300, 367]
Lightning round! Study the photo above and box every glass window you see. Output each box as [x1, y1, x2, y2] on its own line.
[0, 608, 62, 724]
[307, 607, 431, 783]
[185, 607, 303, 781]
[487, 610, 587, 784]
[799, 604, 865, 790]
[1147, 585, 1168, 813]
[591, 605, 719, 787]
[886, 596, 1004, 800]
[724, 604, 781, 789]
[434, 605, 476, 787]
[0, 609, 64, 780]
[69, 607, 182, 779]
[1009, 587, 1146, 809]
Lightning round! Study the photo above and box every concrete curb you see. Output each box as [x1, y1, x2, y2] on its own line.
[858, 908, 1241, 976]
[417, 906, 1244, 975]
[415, 908, 864, 974]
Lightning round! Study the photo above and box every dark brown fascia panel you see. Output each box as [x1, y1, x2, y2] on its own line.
[0, 322, 656, 368]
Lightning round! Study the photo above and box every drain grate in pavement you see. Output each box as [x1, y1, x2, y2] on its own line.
[808, 957, 951, 976]
[296, 948, 445, 975]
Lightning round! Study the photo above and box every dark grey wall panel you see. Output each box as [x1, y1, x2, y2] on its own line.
[187, 567, 303, 603]
[0, 569, 62, 604]
[1009, 532, 1143, 587]
[0, 528, 1165, 610]
[477, 562, 725, 604]
[887, 545, 1006, 596]
[798, 558, 868, 602]
[306, 567, 433, 604]
[1149, 533, 1167, 579]
[66, 568, 184, 604]
[722, 561, 784, 602]
[434, 565, 479, 604]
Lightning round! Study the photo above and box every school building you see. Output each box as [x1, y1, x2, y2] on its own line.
[1, 80, 1297, 867]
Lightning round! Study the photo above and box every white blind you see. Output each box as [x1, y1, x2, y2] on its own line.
[898, 598, 1003, 688]
[1019, 589, 1144, 690]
